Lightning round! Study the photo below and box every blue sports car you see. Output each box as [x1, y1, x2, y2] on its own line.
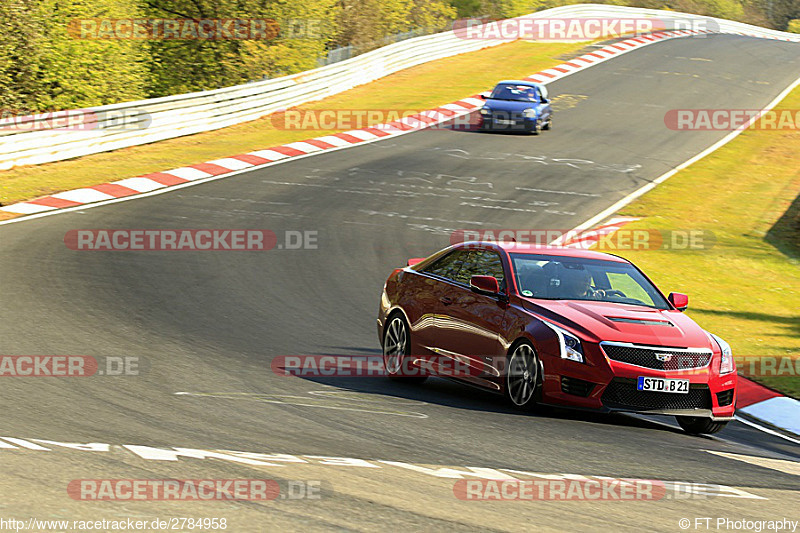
[479, 80, 553, 134]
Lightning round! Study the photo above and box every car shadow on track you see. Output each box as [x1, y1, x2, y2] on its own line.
[300, 347, 687, 436]
[436, 112, 539, 136]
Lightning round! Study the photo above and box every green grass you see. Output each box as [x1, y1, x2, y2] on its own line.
[605, 88, 800, 398]
[0, 39, 586, 220]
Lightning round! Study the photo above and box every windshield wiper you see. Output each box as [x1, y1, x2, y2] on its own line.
[488, 97, 531, 102]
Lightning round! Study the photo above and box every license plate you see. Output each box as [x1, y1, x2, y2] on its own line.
[637, 376, 689, 394]
[495, 119, 516, 125]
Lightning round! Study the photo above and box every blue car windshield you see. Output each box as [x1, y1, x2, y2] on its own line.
[510, 253, 670, 309]
[490, 84, 539, 102]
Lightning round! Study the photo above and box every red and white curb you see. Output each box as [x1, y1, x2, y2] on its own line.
[736, 378, 800, 437]
[2, 29, 726, 219]
[556, 216, 640, 247]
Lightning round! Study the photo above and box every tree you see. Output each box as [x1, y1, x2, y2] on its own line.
[143, 0, 337, 95]
[0, 0, 45, 111]
[36, 0, 150, 109]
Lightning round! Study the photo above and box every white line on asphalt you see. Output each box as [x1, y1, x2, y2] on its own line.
[706, 450, 800, 476]
[0, 434, 772, 498]
[733, 415, 800, 446]
[567, 73, 800, 233]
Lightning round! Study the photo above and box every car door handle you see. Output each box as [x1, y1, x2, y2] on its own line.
[439, 296, 453, 305]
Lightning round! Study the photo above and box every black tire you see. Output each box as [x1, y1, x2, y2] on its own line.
[382, 314, 427, 383]
[542, 116, 551, 131]
[529, 120, 540, 135]
[676, 416, 728, 435]
[503, 341, 540, 410]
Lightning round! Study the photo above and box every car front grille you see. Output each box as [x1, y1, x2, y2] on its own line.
[487, 112, 527, 124]
[601, 378, 712, 411]
[488, 112, 524, 119]
[601, 343, 712, 371]
[716, 389, 734, 407]
[560, 376, 595, 397]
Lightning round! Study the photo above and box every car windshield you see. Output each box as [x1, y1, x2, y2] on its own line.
[510, 253, 670, 309]
[489, 84, 539, 102]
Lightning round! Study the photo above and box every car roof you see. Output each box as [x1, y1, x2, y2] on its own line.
[494, 80, 544, 89]
[460, 241, 630, 263]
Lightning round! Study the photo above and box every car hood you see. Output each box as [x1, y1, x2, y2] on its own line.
[483, 98, 541, 113]
[522, 299, 714, 349]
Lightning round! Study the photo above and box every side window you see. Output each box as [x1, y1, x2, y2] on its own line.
[540, 85, 549, 102]
[455, 250, 506, 286]
[423, 250, 469, 282]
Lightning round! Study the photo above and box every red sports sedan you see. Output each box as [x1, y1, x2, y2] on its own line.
[377, 242, 737, 434]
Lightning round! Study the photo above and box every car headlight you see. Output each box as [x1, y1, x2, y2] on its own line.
[522, 108, 537, 119]
[710, 333, 735, 375]
[542, 322, 585, 363]
[480, 107, 491, 115]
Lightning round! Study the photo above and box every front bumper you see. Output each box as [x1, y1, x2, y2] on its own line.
[480, 114, 537, 131]
[541, 343, 737, 420]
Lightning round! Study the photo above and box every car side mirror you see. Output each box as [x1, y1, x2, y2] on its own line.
[479, 91, 490, 100]
[470, 275, 500, 296]
[668, 292, 688, 311]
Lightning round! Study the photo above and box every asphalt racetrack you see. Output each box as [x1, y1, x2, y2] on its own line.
[1, 34, 799, 531]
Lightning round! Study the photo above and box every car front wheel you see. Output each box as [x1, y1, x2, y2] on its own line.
[676, 416, 728, 435]
[504, 341, 540, 409]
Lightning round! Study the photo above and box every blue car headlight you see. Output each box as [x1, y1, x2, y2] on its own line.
[480, 107, 491, 115]
[522, 108, 537, 119]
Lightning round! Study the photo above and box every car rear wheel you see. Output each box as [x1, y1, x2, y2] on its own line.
[504, 341, 540, 409]
[675, 416, 728, 435]
[383, 314, 427, 383]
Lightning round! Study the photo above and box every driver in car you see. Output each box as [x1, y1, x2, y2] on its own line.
[562, 267, 606, 300]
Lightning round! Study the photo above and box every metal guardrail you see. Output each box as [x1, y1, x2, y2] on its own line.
[0, 4, 797, 171]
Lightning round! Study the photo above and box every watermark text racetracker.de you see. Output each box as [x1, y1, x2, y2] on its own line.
[665, 109, 800, 130]
[68, 18, 279, 40]
[0, 108, 151, 131]
[64, 229, 318, 251]
[735, 356, 800, 377]
[269, 108, 479, 131]
[272, 355, 481, 378]
[67, 18, 333, 40]
[456, 478, 666, 501]
[678, 518, 799, 532]
[456, 479, 747, 501]
[452, 16, 718, 41]
[450, 228, 716, 250]
[69, 479, 323, 501]
[0, 356, 145, 377]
